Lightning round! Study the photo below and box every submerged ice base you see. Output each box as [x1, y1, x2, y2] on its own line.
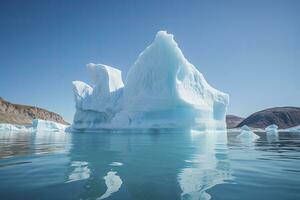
[72, 31, 229, 131]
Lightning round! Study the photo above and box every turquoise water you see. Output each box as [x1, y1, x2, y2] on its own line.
[0, 130, 300, 200]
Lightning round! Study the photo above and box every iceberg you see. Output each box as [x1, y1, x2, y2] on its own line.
[72, 31, 229, 131]
[32, 119, 67, 132]
[72, 63, 124, 130]
[0, 119, 67, 132]
[0, 123, 32, 132]
[265, 124, 278, 135]
[237, 125, 260, 141]
[284, 125, 300, 132]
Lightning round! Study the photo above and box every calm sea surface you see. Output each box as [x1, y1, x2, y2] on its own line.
[0, 130, 299, 200]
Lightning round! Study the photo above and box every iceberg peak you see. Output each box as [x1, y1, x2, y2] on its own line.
[71, 31, 229, 131]
[154, 31, 176, 46]
[86, 63, 124, 93]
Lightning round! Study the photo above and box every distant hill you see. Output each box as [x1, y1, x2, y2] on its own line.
[226, 115, 244, 129]
[237, 107, 300, 129]
[0, 97, 69, 125]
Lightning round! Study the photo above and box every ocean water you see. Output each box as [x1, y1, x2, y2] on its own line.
[0, 130, 299, 200]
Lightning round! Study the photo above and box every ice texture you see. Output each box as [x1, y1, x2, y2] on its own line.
[72, 31, 229, 130]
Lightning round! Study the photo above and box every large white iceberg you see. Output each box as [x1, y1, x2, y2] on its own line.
[72, 31, 229, 131]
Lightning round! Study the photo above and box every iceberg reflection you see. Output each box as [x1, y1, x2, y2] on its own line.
[97, 171, 122, 200]
[66, 161, 91, 183]
[34, 131, 71, 155]
[109, 162, 123, 166]
[0, 132, 33, 158]
[178, 131, 233, 200]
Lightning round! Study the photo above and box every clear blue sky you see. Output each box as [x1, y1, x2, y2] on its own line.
[0, 0, 299, 122]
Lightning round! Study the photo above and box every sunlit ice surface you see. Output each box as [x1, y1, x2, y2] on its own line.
[0, 130, 300, 200]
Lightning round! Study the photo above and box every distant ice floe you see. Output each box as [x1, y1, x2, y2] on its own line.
[283, 125, 300, 132]
[229, 124, 300, 133]
[227, 127, 264, 133]
[236, 125, 260, 142]
[0, 123, 33, 132]
[97, 171, 122, 200]
[66, 161, 90, 183]
[0, 119, 68, 133]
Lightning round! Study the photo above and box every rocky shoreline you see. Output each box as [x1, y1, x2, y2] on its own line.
[227, 107, 300, 129]
[0, 97, 69, 125]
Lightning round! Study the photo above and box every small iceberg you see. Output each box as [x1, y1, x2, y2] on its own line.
[98, 171, 122, 200]
[32, 119, 67, 132]
[265, 124, 278, 135]
[237, 125, 260, 141]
